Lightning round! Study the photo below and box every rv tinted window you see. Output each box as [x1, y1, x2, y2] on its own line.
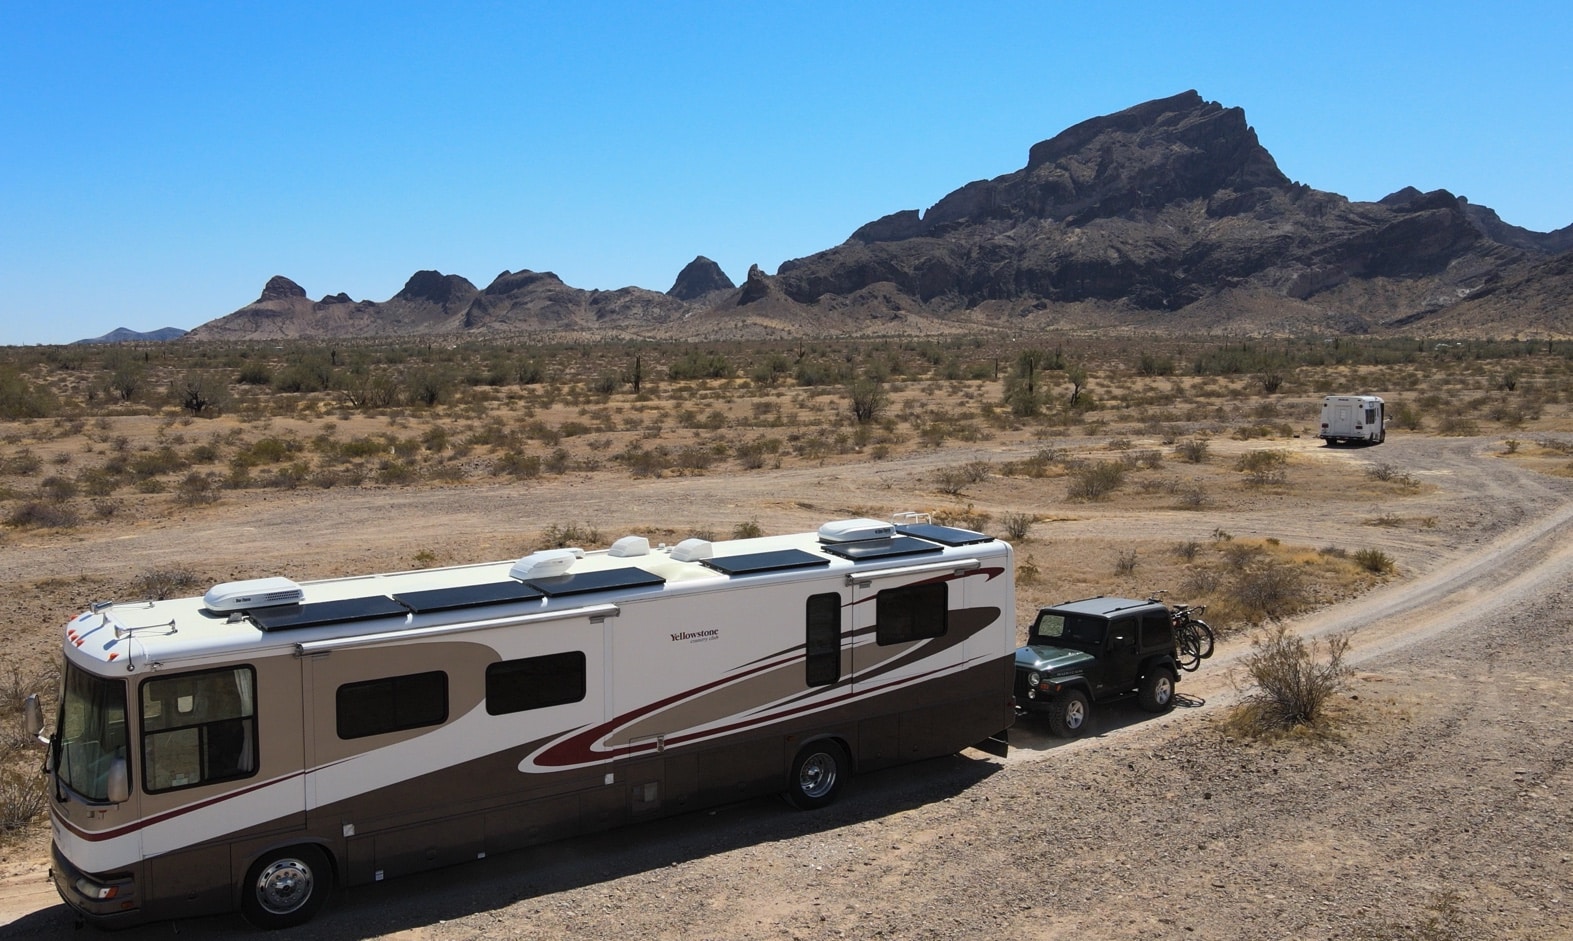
[486, 652, 587, 715]
[876, 581, 948, 645]
[805, 592, 842, 687]
[141, 666, 257, 794]
[337, 671, 448, 739]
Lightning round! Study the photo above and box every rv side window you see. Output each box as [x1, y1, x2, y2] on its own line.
[1365, 407, 1377, 423]
[486, 652, 587, 715]
[805, 592, 842, 686]
[875, 581, 948, 645]
[337, 671, 448, 739]
[141, 666, 257, 794]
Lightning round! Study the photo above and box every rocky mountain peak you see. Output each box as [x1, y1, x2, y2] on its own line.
[258, 276, 307, 302]
[667, 256, 736, 300]
[394, 270, 478, 305]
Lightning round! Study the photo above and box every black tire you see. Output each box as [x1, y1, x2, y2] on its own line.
[786, 740, 848, 810]
[1176, 625, 1203, 672]
[241, 845, 332, 930]
[1046, 689, 1091, 738]
[1138, 667, 1177, 713]
[1191, 618, 1215, 660]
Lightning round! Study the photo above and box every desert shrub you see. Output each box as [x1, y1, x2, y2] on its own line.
[1001, 511, 1034, 541]
[668, 350, 732, 380]
[175, 472, 220, 506]
[130, 447, 187, 479]
[1237, 448, 1288, 486]
[1229, 624, 1350, 735]
[1114, 550, 1139, 576]
[1067, 460, 1126, 501]
[375, 460, 417, 484]
[403, 368, 453, 407]
[40, 475, 77, 502]
[732, 518, 764, 539]
[540, 522, 601, 548]
[1231, 560, 1308, 622]
[129, 566, 203, 601]
[0, 365, 60, 419]
[5, 501, 79, 529]
[1, 772, 47, 834]
[1172, 540, 1201, 562]
[236, 363, 273, 385]
[496, 451, 542, 478]
[171, 371, 232, 416]
[1387, 400, 1422, 430]
[1353, 548, 1395, 574]
[1368, 462, 1419, 487]
[1, 449, 42, 476]
[849, 377, 887, 424]
[1175, 438, 1210, 463]
[1174, 485, 1210, 509]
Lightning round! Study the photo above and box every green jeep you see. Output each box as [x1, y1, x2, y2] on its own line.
[1015, 596, 1182, 737]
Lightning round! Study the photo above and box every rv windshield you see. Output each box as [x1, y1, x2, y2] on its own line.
[55, 662, 128, 802]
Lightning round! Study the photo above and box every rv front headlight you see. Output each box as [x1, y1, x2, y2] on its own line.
[74, 877, 119, 900]
[1026, 671, 1041, 688]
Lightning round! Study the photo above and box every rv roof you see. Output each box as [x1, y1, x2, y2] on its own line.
[62, 517, 1011, 670]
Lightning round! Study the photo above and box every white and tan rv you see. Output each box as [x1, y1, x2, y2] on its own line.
[23, 516, 1016, 929]
[1318, 394, 1386, 445]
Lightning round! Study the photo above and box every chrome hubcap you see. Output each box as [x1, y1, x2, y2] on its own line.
[255, 858, 313, 915]
[799, 753, 837, 798]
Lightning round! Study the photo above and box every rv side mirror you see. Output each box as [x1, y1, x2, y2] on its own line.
[22, 693, 46, 744]
[107, 758, 130, 804]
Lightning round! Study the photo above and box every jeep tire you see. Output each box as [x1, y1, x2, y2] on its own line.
[1047, 689, 1091, 738]
[1138, 666, 1177, 713]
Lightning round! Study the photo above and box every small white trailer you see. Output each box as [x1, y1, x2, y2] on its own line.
[1319, 394, 1386, 445]
[23, 515, 1016, 929]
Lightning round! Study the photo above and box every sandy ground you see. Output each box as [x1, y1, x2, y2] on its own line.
[2, 433, 1571, 939]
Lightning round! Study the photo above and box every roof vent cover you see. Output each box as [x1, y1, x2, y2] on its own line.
[509, 549, 579, 581]
[818, 518, 894, 544]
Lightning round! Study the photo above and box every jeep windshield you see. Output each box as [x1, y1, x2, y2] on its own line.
[1028, 612, 1107, 648]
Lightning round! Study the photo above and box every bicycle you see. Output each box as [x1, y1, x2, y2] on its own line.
[1147, 591, 1215, 672]
[1171, 603, 1214, 672]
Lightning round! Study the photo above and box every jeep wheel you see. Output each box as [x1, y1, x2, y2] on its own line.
[1138, 667, 1177, 713]
[1047, 689, 1091, 738]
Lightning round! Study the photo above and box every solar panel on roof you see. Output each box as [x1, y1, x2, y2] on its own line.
[249, 595, 409, 632]
[819, 535, 945, 562]
[700, 548, 831, 576]
[895, 523, 994, 546]
[393, 582, 544, 614]
[524, 567, 665, 597]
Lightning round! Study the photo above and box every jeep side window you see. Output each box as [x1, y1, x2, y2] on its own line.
[1141, 612, 1173, 649]
[1109, 617, 1136, 651]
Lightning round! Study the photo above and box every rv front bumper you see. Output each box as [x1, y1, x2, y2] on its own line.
[51, 842, 143, 926]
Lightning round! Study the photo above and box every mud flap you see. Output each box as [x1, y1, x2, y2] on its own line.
[972, 728, 1009, 758]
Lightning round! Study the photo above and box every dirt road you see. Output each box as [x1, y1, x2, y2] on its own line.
[3, 435, 1571, 939]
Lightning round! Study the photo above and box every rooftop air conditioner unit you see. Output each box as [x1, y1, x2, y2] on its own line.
[203, 577, 304, 612]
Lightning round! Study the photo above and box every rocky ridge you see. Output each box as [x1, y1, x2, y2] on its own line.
[187, 92, 1573, 341]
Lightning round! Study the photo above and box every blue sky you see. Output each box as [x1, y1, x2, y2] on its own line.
[3, 1, 1569, 345]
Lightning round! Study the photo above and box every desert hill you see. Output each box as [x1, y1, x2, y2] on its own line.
[188, 91, 1572, 341]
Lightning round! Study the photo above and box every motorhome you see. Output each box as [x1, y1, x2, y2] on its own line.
[1319, 394, 1386, 445]
[23, 516, 1016, 929]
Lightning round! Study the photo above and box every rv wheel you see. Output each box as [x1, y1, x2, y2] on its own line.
[242, 845, 332, 930]
[786, 740, 848, 810]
